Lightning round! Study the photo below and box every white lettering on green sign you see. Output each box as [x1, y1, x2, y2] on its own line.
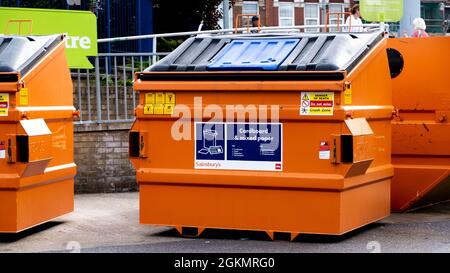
[360, 0, 403, 22]
[0, 7, 98, 69]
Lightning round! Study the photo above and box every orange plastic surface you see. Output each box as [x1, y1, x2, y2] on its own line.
[389, 37, 450, 211]
[131, 37, 393, 236]
[0, 37, 76, 232]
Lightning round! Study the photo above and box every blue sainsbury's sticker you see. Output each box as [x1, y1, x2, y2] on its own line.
[195, 122, 282, 171]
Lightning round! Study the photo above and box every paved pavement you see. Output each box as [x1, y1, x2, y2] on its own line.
[0, 192, 449, 253]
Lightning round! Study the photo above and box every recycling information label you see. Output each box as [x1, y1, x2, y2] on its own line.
[195, 122, 283, 171]
[0, 93, 9, 116]
[300, 92, 334, 116]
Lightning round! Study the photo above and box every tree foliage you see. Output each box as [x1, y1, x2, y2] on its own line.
[153, 0, 224, 33]
[0, 0, 93, 10]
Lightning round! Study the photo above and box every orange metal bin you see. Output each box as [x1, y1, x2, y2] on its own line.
[131, 31, 393, 237]
[388, 36, 450, 211]
[0, 34, 76, 232]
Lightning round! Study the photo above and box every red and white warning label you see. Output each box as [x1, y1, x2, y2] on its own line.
[319, 140, 330, 160]
[0, 141, 5, 159]
[0, 93, 9, 116]
[300, 92, 334, 116]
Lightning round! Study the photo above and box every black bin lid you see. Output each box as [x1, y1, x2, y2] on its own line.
[144, 31, 384, 74]
[0, 34, 62, 80]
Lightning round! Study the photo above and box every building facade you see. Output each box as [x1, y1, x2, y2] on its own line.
[422, 0, 450, 33]
[225, 0, 450, 33]
[231, 0, 351, 30]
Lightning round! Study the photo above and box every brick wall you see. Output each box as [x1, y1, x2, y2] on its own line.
[74, 122, 137, 193]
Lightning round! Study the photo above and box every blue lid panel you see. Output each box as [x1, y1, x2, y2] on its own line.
[207, 39, 300, 71]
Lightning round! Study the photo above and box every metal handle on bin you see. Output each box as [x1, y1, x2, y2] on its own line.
[7, 138, 14, 163]
[129, 131, 148, 158]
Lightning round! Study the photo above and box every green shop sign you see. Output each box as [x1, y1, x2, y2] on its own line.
[0, 7, 97, 69]
[360, 0, 403, 22]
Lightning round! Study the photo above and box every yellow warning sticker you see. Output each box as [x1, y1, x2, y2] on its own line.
[155, 93, 165, 104]
[19, 88, 29, 106]
[153, 104, 164, 115]
[143, 92, 177, 115]
[165, 92, 176, 104]
[145, 93, 155, 104]
[0, 93, 9, 116]
[344, 87, 352, 105]
[143, 104, 154, 115]
[164, 104, 175, 115]
[300, 92, 334, 116]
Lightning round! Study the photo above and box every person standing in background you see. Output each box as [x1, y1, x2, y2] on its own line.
[345, 4, 364, 32]
[411, 18, 429, 37]
[250, 16, 260, 33]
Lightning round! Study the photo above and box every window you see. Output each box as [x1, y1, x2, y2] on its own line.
[243, 1, 259, 15]
[329, 4, 345, 32]
[242, 1, 259, 27]
[279, 2, 295, 26]
[304, 3, 319, 32]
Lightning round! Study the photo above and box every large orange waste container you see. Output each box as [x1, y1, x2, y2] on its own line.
[131, 31, 393, 237]
[388, 36, 450, 211]
[0, 34, 76, 232]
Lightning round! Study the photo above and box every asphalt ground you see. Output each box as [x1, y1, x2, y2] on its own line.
[0, 192, 449, 253]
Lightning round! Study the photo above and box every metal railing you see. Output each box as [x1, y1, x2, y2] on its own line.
[98, 23, 385, 63]
[73, 52, 168, 124]
[424, 18, 447, 33]
[76, 23, 386, 125]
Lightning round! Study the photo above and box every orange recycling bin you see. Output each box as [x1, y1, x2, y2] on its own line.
[130, 31, 393, 237]
[388, 37, 450, 211]
[0, 34, 76, 232]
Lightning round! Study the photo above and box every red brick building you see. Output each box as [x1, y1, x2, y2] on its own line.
[225, 0, 450, 33]
[229, 0, 356, 30]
